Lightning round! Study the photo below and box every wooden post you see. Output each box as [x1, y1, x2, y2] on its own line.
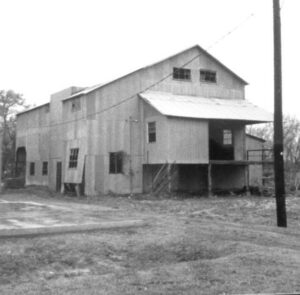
[208, 164, 212, 197]
[129, 116, 133, 196]
[245, 164, 250, 196]
[167, 163, 171, 193]
[273, 0, 287, 227]
[0, 130, 2, 193]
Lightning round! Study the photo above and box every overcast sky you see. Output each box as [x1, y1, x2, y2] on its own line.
[0, 0, 298, 118]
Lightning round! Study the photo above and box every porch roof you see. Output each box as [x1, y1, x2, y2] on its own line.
[140, 91, 272, 123]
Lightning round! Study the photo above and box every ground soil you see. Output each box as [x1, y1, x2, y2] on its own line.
[0, 188, 299, 295]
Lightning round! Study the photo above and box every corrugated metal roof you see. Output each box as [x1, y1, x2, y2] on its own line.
[140, 91, 272, 123]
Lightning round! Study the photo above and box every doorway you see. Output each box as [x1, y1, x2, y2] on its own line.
[56, 162, 62, 192]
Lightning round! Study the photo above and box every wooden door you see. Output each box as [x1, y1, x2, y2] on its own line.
[56, 162, 62, 192]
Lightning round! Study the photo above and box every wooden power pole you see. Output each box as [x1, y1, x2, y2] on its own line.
[273, 0, 287, 227]
[0, 130, 2, 193]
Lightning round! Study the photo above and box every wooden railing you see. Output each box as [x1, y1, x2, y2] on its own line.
[247, 149, 273, 162]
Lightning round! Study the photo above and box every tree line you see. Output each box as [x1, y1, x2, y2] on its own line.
[0, 89, 28, 177]
[248, 115, 300, 190]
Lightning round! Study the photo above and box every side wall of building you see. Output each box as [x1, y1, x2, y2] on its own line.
[16, 105, 50, 186]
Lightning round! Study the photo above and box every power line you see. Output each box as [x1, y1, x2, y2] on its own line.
[20, 12, 255, 131]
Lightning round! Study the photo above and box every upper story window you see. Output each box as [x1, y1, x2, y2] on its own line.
[200, 70, 217, 83]
[223, 129, 232, 145]
[173, 67, 191, 81]
[69, 148, 79, 168]
[148, 121, 156, 143]
[109, 152, 123, 174]
[71, 97, 81, 112]
[45, 105, 50, 113]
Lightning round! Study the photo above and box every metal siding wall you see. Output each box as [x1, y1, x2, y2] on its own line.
[141, 47, 245, 100]
[142, 100, 169, 164]
[167, 117, 209, 164]
[16, 106, 51, 187]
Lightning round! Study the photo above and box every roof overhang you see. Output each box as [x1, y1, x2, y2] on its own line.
[140, 91, 273, 123]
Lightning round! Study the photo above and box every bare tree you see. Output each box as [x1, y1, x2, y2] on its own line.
[248, 115, 300, 190]
[0, 90, 28, 176]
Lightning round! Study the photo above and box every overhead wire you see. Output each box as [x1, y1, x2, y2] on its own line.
[21, 12, 255, 131]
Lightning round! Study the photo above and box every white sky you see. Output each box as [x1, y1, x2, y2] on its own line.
[0, 0, 298, 118]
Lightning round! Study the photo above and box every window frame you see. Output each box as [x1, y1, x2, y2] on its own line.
[147, 121, 156, 143]
[109, 152, 123, 174]
[200, 70, 217, 83]
[30, 162, 35, 176]
[42, 161, 48, 176]
[69, 148, 79, 169]
[173, 67, 191, 81]
[223, 129, 233, 146]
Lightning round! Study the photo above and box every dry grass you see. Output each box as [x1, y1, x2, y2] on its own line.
[0, 190, 299, 295]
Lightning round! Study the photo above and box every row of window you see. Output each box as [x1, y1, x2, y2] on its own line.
[29, 128, 231, 178]
[68, 148, 123, 174]
[29, 162, 48, 176]
[68, 68, 215, 114]
[173, 67, 217, 83]
[146, 122, 233, 146]
[29, 152, 123, 177]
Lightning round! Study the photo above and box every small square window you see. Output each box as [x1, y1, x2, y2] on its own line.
[173, 67, 191, 81]
[71, 98, 81, 112]
[223, 129, 232, 145]
[200, 70, 217, 83]
[148, 122, 156, 143]
[42, 162, 48, 175]
[109, 152, 123, 174]
[69, 148, 79, 168]
[30, 162, 35, 176]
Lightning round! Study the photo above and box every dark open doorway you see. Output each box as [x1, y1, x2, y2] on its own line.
[16, 147, 26, 177]
[56, 162, 62, 192]
[209, 121, 234, 160]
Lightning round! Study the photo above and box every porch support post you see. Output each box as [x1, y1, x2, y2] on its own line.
[167, 163, 172, 193]
[208, 163, 212, 197]
[245, 164, 250, 196]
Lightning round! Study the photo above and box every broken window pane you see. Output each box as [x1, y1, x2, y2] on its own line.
[148, 121, 156, 143]
[109, 152, 123, 174]
[200, 70, 217, 83]
[223, 129, 232, 145]
[173, 67, 191, 81]
[42, 161, 48, 175]
[30, 162, 35, 176]
[69, 148, 79, 168]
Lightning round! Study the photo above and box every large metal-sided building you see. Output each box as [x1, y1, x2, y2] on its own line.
[15, 45, 272, 195]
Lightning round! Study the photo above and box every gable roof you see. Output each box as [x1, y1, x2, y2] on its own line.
[64, 44, 248, 101]
[140, 91, 272, 123]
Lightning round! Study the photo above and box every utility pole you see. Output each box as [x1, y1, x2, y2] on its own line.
[273, 0, 287, 227]
[0, 130, 2, 193]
